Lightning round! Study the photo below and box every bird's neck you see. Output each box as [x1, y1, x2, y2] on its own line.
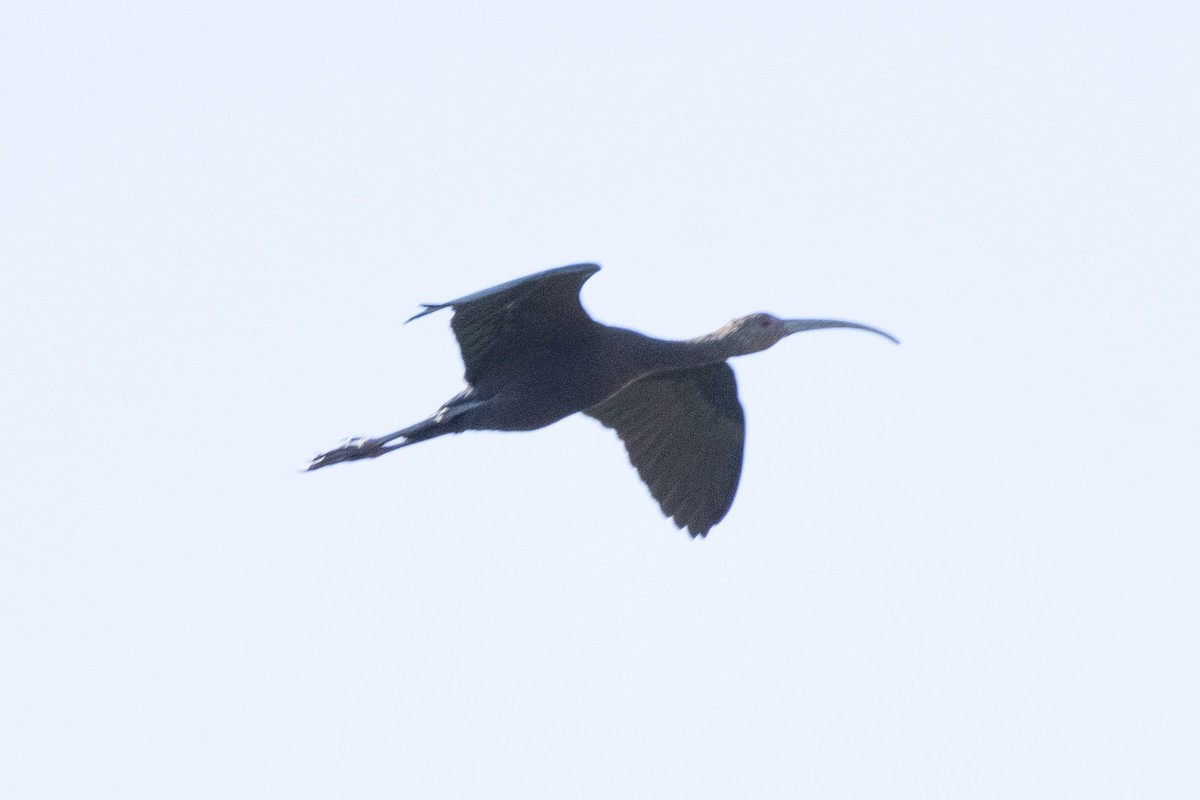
[606, 327, 741, 377]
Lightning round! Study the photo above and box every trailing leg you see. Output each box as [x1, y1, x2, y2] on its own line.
[305, 397, 487, 471]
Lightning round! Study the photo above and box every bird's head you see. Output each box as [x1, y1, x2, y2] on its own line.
[718, 312, 899, 356]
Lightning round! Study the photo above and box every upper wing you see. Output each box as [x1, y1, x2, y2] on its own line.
[585, 362, 745, 537]
[407, 263, 601, 384]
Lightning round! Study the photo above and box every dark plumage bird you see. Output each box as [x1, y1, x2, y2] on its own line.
[307, 263, 897, 536]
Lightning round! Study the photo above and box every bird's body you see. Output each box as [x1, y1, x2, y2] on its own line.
[417, 326, 742, 432]
[308, 263, 897, 536]
[443, 326, 645, 431]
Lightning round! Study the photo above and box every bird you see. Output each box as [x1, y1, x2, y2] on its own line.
[306, 263, 897, 537]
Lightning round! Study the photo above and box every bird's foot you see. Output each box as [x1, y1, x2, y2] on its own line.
[305, 437, 386, 471]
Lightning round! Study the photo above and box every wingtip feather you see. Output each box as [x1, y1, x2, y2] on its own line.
[405, 303, 445, 324]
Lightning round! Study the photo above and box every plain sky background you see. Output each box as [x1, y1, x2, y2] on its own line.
[3, 1, 1198, 798]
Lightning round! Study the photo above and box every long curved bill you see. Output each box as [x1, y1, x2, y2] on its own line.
[782, 318, 900, 344]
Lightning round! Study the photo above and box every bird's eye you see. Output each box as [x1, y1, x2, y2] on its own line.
[760, 319, 770, 328]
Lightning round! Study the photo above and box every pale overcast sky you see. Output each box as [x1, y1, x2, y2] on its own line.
[3, 1, 1198, 798]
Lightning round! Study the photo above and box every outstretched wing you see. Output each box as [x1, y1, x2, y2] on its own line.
[586, 362, 745, 537]
[407, 263, 601, 384]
